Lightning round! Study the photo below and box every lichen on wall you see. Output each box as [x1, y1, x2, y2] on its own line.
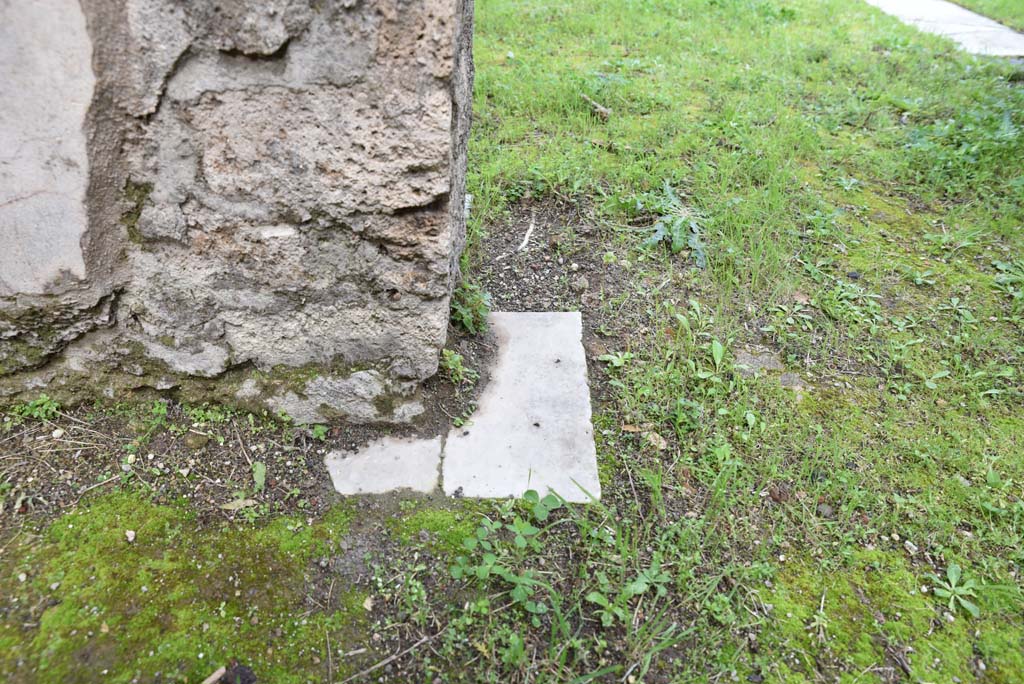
[0, 0, 474, 423]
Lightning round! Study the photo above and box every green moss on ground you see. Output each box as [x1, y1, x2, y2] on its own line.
[388, 505, 478, 554]
[761, 549, 1024, 682]
[0, 493, 366, 684]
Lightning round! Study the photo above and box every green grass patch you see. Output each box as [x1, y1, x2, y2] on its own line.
[763, 549, 1024, 682]
[952, 0, 1024, 31]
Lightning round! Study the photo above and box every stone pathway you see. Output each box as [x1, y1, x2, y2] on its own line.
[324, 312, 601, 503]
[325, 436, 442, 495]
[863, 0, 1024, 56]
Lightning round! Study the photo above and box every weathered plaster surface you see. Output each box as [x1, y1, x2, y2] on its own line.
[0, 0, 93, 293]
[0, 0, 474, 423]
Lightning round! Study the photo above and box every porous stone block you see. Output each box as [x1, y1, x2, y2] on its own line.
[0, 0, 475, 422]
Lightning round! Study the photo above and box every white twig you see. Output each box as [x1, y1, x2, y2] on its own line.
[495, 218, 536, 261]
[339, 634, 433, 684]
[200, 666, 226, 684]
[516, 219, 535, 252]
[581, 92, 611, 121]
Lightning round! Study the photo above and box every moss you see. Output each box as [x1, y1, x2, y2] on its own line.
[0, 493, 367, 683]
[759, 549, 1023, 682]
[372, 392, 397, 418]
[0, 338, 50, 376]
[249, 361, 367, 411]
[977, 625, 1024, 683]
[236, 360, 368, 398]
[0, 295, 115, 377]
[0, 346, 401, 425]
[388, 505, 478, 554]
[2, 306, 445, 427]
[120, 180, 153, 244]
[266, 363, 338, 388]
[0, 339, 176, 413]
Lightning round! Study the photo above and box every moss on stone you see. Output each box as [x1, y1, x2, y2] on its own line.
[262, 360, 378, 394]
[0, 306, 90, 377]
[0, 334, 408, 427]
[372, 392, 397, 418]
[0, 338, 50, 376]
[120, 180, 153, 244]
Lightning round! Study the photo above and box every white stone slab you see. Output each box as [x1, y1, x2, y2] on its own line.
[863, 0, 1024, 56]
[325, 436, 441, 495]
[442, 312, 601, 503]
[0, 0, 95, 295]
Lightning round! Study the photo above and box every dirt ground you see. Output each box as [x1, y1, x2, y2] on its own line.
[0, 198, 641, 683]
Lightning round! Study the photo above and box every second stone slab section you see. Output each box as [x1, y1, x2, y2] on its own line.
[324, 312, 601, 503]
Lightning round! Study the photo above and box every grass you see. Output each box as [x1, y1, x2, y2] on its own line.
[3, 0, 1024, 681]
[952, 0, 1024, 31]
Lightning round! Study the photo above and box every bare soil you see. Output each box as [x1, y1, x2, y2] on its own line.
[0, 321, 495, 538]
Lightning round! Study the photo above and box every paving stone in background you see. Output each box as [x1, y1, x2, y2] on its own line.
[864, 0, 1024, 56]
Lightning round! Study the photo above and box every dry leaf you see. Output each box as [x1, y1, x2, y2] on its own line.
[645, 432, 668, 451]
[621, 424, 642, 433]
[363, 596, 374, 612]
[220, 498, 256, 511]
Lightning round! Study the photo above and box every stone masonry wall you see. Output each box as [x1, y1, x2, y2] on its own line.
[0, 0, 474, 423]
